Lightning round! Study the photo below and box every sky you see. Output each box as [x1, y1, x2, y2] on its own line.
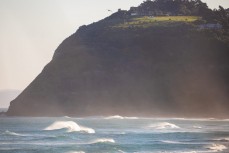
[0, 0, 229, 108]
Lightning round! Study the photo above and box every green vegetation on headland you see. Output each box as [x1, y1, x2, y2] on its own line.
[133, 16, 200, 22]
[101, 0, 228, 41]
[114, 16, 200, 28]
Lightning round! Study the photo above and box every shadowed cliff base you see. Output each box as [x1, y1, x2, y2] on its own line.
[7, 0, 229, 118]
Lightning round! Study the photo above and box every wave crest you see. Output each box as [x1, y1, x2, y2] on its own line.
[193, 126, 202, 129]
[63, 116, 71, 118]
[90, 138, 115, 144]
[2, 130, 26, 137]
[149, 122, 180, 130]
[66, 151, 85, 153]
[44, 121, 95, 133]
[105, 115, 138, 119]
[213, 137, 229, 142]
[161, 140, 182, 144]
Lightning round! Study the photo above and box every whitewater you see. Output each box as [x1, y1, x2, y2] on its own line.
[0, 116, 229, 153]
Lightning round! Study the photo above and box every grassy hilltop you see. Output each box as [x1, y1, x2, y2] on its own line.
[114, 16, 200, 28]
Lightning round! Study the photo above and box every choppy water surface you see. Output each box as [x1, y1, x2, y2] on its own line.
[0, 116, 229, 153]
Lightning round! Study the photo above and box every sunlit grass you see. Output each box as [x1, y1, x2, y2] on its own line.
[114, 16, 201, 28]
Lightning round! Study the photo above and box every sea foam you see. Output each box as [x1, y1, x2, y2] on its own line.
[205, 144, 227, 152]
[149, 122, 180, 130]
[44, 121, 95, 133]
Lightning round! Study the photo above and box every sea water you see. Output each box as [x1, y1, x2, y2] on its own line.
[0, 115, 229, 153]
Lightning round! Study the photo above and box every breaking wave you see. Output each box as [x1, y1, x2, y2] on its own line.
[205, 144, 227, 152]
[44, 121, 95, 133]
[161, 140, 183, 144]
[63, 116, 71, 118]
[66, 151, 85, 153]
[89, 138, 115, 144]
[132, 151, 204, 153]
[105, 115, 138, 119]
[1, 130, 27, 137]
[149, 122, 180, 130]
[181, 151, 197, 153]
[213, 137, 229, 142]
[193, 126, 202, 129]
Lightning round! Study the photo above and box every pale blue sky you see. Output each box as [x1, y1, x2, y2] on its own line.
[0, 0, 145, 92]
[0, 0, 228, 100]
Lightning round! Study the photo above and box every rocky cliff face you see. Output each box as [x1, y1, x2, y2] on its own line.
[7, 12, 229, 117]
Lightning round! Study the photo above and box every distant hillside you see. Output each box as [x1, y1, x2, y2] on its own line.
[7, 0, 229, 117]
[0, 90, 21, 108]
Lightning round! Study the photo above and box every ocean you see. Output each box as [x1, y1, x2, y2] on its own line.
[0, 115, 229, 153]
